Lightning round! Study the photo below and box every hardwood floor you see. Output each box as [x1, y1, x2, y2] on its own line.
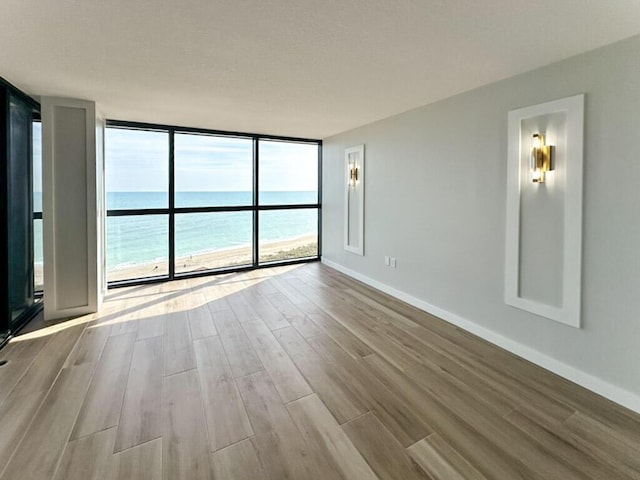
[0, 263, 639, 479]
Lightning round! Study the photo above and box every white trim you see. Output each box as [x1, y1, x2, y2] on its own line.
[95, 115, 107, 304]
[344, 144, 365, 255]
[42, 97, 101, 320]
[85, 100, 98, 313]
[505, 94, 584, 328]
[321, 257, 640, 415]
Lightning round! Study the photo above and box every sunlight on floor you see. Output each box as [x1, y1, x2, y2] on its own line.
[9, 264, 306, 344]
[91, 264, 306, 327]
[11, 314, 95, 342]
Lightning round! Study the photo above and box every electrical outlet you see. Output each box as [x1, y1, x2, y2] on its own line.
[384, 256, 390, 266]
[390, 257, 397, 268]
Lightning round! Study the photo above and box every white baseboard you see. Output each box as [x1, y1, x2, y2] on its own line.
[321, 258, 640, 415]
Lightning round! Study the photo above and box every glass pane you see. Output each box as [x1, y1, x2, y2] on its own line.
[259, 209, 318, 263]
[106, 128, 169, 209]
[107, 215, 168, 282]
[33, 121, 42, 212]
[34, 218, 43, 292]
[33, 121, 43, 293]
[175, 212, 253, 273]
[175, 133, 253, 207]
[258, 140, 318, 205]
[7, 95, 35, 323]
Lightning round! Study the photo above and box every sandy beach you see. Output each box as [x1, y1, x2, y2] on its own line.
[35, 267, 43, 291]
[107, 234, 317, 282]
[33, 235, 317, 285]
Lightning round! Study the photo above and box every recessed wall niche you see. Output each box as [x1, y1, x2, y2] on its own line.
[505, 94, 584, 327]
[344, 144, 364, 255]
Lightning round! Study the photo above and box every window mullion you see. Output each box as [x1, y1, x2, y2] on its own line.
[253, 137, 259, 267]
[168, 129, 175, 280]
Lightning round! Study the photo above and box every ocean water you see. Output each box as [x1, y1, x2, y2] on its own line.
[107, 191, 319, 269]
[32, 191, 318, 269]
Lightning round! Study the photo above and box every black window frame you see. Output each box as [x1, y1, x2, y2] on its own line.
[1, 76, 42, 346]
[106, 119, 322, 288]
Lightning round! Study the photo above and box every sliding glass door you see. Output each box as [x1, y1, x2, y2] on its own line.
[105, 121, 321, 286]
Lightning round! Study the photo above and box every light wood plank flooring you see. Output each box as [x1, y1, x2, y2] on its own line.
[0, 263, 639, 479]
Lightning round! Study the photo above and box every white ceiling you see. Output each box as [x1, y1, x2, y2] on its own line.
[1, 1, 640, 139]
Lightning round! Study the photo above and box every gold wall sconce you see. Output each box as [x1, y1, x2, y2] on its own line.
[348, 163, 359, 187]
[530, 133, 553, 183]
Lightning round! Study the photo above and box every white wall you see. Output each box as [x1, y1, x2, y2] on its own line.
[322, 35, 640, 410]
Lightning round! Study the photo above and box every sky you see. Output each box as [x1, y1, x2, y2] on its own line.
[105, 127, 319, 192]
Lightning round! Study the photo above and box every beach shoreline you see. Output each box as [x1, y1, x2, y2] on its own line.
[34, 235, 318, 285]
[107, 234, 317, 282]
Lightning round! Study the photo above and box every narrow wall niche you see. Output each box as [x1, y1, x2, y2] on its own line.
[344, 144, 365, 255]
[505, 94, 584, 327]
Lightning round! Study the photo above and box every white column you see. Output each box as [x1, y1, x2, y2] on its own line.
[42, 97, 105, 320]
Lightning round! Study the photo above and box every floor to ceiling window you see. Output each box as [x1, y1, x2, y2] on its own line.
[105, 121, 321, 285]
[174, 133, 254, 274]
[106, 127, 170, 283]
[33, 119, 43, 293]
[258, 139, 319, 263]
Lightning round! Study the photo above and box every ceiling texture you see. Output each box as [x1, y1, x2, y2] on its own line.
[1, 0, 640, 139]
